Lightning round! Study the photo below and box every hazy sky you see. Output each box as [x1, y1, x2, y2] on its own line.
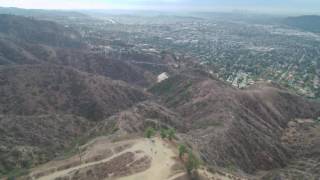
[0, 0, 319, 14]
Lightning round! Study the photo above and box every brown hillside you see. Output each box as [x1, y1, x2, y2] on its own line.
[150, 70, 320, 173]
[53, 49, 155, 86]
[92, 101, 185, 135]
[0, 15, 154, 86]
[0, 64, 148, 176]
[0, 114, 93, 175]
[0, 14, 84, 48]
[0, 38, 41, 65]
[0, 39, 155, 86]
[0, 65, 148, 121]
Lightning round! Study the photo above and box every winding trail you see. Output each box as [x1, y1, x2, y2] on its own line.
[28, 137, 184, 180]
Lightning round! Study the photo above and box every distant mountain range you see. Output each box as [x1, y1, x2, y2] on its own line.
[284, 15, 320, 33]
[0, 14, 84, 48]
[0, 7, 87, 18]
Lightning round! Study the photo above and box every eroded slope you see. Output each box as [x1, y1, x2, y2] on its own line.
[150, 70, 320, 173]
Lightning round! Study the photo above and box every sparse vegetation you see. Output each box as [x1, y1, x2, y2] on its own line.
[186, 150, 200, 175]
[144, 127, 156, 138]
[167, 128, 176, 140]
[149, 77, 176, 95]
[237, 77, 244, 88]
[4, 168, 29, 180]
[226, 163, 238, 172]
[146, 127, 176, 140]
[177, 144, 200, 176]
[178, 144, 187, 159]
[76, 144, 85, 164]
[160, 128, 167, 138]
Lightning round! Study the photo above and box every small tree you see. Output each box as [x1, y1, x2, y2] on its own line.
[317, 117, 320, 122]
[167, 128, 176, 140]
[178, 144, 187, 159]
[160, 128, 167, 138]
[77, 143, 84, 164]
[237, 77, 244, 88]
[145, 127, 156, 138]
[186, 151, 200, 175]
[8, 176, 15, 180]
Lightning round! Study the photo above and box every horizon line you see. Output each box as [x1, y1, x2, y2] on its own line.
[0, 6, 319, 16]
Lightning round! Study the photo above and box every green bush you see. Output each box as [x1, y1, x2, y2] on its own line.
[186, 151, 200, 174]
[144, 127, 156, 138]
[21, 160, 32, 169]
[5, 168, 29, 180]
[167, 128, 176, 140]
[160, 128, 167, 138]
[8, 176, 15, 180]
[178, 144, 187, 159]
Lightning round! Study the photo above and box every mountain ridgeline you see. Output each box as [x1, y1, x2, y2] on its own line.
[0, 13, 319, 180]
[0, 14, 84, 48]
[284, 15, 320, 33]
